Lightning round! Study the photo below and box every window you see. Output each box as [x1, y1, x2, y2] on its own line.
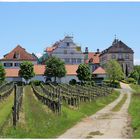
[13, 52, 20, 59]
[64, 50, 67, 54]
[118, 54, 123, 59]
[112, 54, 116, 59]
[77, 58, 81, 63]
[118, 48, 123, 52]
[125, 54, 129, 59]
[4, 63, 13, 67]
[66, 42, 70, 46]
[65, 58, 70, 63]
[14, 63, 20, 67]
[72, 58, 76, 64]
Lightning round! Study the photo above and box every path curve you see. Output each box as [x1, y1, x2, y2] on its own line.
[58, 83, 132, 139]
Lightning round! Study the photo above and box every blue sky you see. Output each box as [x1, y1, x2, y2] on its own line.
[0, 2, 140, 64]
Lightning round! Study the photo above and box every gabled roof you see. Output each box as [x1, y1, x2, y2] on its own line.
[46, 36, 77, 53]
[46, 41, 59, 53]
[0, 45, 37, 61]
[100, 39, 134, 56]
[93, 67, 106, 75]
[85, 52, 100, 64]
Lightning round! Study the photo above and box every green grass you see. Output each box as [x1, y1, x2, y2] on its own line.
[0, 92, 14, 135]
[1, 86, 120, 138]
[129, 84, 140, 138]
[131, 84, 140, 93]
[111, 94, 127, 112]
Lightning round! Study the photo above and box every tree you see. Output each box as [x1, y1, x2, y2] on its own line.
[0, 63, 6, 84]
[44, 56, 66, 82]
[76, 64, 92, 83]
[105, 60, 124, 83]
[19, 61, 35, 84]
[133, 65, 140, 84]
[129, 70, 139, 82]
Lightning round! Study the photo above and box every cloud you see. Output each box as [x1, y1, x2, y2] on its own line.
[134, 59, 140, 65]
[35, 53, 42, 58]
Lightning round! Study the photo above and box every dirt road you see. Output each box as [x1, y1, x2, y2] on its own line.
[58, 83, 133, 139]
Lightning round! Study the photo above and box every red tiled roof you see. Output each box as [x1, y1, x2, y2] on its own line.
[65, 65, 79, 75]
[46, 46, 57, 52]
[0, 45, 37, 61]
[46, 43, 59, 53]
[34, 65, 45, 75]
[93, 67, 106, 75]
[85, 52, 100, 64]
[5, 68, 19, 77]
[5, 64, 79, 77]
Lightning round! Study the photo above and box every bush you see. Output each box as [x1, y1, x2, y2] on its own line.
[31, 80, 41, 86]
[16, 81, 25, 86]
[69, 79, 77, 85]
[85, 81, 95, 86]
[103, 79, 120, 88]
[127, 78, 137, 84]
[45, 77, 52, 83]
[121, 79, 128, 84]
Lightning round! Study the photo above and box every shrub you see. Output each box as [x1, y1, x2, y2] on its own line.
[103, 79, 120, 88]
[121, 79, 128, 84]
[127, 78, 137, 84]
[69, 79, 77, 85]
[85, 81, 95, 86]
[16, 81, 25, 86]
[31, 80, 41, 86]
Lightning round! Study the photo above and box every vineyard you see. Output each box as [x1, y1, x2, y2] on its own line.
[0, 81, 119, 138]
[32, 82, 113, 113]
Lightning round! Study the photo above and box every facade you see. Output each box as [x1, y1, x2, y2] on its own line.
[99, 39, 134, 76]
[93, 66, 107, 84]
[5, 64, 80, 83]
[45, 36, 84, 64]
[84, 47, 100, 72]
[93, 67, 106, 78]
[0, 45, 37, 68]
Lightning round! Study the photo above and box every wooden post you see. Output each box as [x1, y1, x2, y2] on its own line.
[13, 84, 17, 127]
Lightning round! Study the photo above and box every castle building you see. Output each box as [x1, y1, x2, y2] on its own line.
[99, 38, 134, 76]
[45, 36, 84, 64]
[0, 45, 38, 68]
[84, 47, 100, 72]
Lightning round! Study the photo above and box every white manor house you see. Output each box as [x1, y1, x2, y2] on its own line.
[46, 36, 85, 64]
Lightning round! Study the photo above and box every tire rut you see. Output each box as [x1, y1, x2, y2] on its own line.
[58, 83, 132, 139]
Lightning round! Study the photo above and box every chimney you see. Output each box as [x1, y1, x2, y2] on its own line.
[96, 49, 100, 54]
[85, 47, 88, 54]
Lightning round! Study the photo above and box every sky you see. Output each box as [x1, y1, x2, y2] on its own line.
[0, 2, 140, 64]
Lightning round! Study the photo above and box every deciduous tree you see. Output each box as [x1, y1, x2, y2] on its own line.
[105, 60, 124, 83]
[76, 64, 92, 83]
[19, 61, 35, 84]
[44, 56, 66, 82]
[0, 63, 6, 84]
[129, 70, 139, 82]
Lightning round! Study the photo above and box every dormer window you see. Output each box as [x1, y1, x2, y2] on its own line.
[13, 52, 20, 59]
[66, 42, 70, 46]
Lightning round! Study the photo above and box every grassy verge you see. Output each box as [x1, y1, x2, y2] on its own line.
[129, 84, 140, 138]
[0, 92, 14, 135]
[111, 94, 127, 112]
[1, 86, 119, 138]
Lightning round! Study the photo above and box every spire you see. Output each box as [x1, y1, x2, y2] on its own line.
[112, 34, 118, 45]
[115, 34, 117, 40]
